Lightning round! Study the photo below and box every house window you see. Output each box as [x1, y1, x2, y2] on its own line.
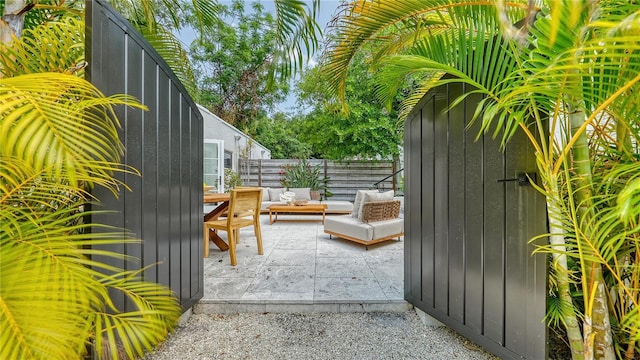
[203, 139, 224, 192]
[224, 150, 232, 169]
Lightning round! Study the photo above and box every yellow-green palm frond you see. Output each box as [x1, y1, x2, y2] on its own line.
[0, 197, 137, 360]
[94, 268, 181, 360]
[1, 0, 84, 36]
[0, 156, 91, 223]
[0, 72, 145, 190]
[370, 2, 528, 136]
[0, 204, 180, 360]
[269, 0, 321, 85]
[0, 15, 85, 77]
[137, 26, 199, 97]
[323, 0, 531, 107]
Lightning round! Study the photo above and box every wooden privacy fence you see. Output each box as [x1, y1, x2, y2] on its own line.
[239, 159, 399, 201]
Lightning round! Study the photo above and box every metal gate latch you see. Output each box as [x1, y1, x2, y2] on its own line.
[497, 172, 536, 186]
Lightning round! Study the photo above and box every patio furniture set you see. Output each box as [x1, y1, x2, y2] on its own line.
[203, 187, 404, 265]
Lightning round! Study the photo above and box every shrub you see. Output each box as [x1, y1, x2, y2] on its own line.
[280, 159, 330, 196]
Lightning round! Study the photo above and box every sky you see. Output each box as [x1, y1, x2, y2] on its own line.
[177, 0, 343, 113]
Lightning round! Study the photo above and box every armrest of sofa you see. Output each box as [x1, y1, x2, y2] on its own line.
[360, 200, 401, 223]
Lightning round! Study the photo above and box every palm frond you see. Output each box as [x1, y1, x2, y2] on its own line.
[95, 268, 180, 360]
[14, 0, 84, 34]
[268, 0, 321, 85]
[324, 0, 530, 106]
[137, 26, 199, 97]
[0, 73, 145, 190]
[0, 15, 85, 77]
[0, 199, 139, 359]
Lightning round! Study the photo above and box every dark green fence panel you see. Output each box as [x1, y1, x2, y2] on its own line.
[86, 0, 203, 312]
[404, 83, 547, 359]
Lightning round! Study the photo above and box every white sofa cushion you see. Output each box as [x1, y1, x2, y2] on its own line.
[320, 201, 353, 212]
[289, 187, 311, 200]
[352, 190, 379, 218]
[371, 218, 404, 240]
[358, 190, 394, 220]
[262, 187, 270, 201]
[324, 215, 403, 243]
[324, 215, 374, 241]
[268, 188, 285, 201]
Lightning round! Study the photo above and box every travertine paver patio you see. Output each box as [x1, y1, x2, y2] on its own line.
[195, 213, 408, 314]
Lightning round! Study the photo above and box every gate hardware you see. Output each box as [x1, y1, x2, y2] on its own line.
[497, 172, 536, 186]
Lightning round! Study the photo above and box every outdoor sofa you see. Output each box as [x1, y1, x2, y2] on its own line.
[323, 190, 404, 249]
[259, 187, 353, 214]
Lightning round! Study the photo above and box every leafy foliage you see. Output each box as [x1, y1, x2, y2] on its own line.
[323, 1, 640, 358]
[1, 4, 181, 360]
[279, 159, 329, 193]
[249, 112, 311, 159]
[224, 168, 242, 191]
[188, 0, 288, 129]
[295, 49, 403, 160]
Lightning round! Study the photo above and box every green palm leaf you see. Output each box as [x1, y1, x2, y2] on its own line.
[269, 0, 321, 85]
[138, 26, 199, 96]
[0, 73, 144, 190]
[0, 15, 85, 78]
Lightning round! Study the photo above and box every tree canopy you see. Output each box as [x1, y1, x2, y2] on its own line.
[294, 46, 404, 160]
[188, 0, 289, 129]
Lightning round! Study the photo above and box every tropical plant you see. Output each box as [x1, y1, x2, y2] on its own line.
[224, 168, 243, 192]
[0, 74, 182, 360]
[1, 0, 322, 358]
[0, 4, 182, 360]
[280, 159, 329, 194]
[323, 1, 640, 359]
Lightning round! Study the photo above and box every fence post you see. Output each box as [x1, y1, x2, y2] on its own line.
[392, 160, 397, 193]
[258, 159, 262, 187]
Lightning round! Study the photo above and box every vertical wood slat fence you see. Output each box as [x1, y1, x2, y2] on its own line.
[239, 159, 399, 201]
[87, 0, 203, 312]
[404, 82, 547, 359]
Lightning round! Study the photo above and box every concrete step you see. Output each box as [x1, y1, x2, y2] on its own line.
[194, 299, 413, 314]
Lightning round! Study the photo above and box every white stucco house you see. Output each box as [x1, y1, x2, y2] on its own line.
[199, 104, 271, 192]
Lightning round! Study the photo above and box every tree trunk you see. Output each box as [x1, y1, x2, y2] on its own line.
[569, 110, 615, 360]
[1, 0, 28, 43]
[547, 175, 585, 360]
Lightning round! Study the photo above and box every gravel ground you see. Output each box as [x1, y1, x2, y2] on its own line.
[145, 311, 498, 360]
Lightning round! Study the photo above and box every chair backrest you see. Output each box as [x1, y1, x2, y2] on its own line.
[227, 187, 262, 221]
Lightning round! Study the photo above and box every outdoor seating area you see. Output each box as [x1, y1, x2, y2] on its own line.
[259, 187, 354, 214]
[324, 189, 403, 249]
[199, 187, 406, 313]
[196, 213, 407, 314]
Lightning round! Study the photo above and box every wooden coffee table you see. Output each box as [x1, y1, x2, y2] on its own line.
[268, 203, 328, 224]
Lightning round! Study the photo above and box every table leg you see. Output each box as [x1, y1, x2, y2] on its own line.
[209, 229, 229, 251]
[322, 210, 326, 224]
[204, 200, 231, 256]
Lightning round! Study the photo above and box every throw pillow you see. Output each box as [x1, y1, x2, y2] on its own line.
[261, 187, 270, 202]
[289, 187, 311, 200]
[268, 188, 285, 202]
[352, 189, 380, 218]
[358, 190, 394, 220]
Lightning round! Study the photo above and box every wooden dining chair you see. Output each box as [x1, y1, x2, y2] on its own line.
[203, 187, 263, 266]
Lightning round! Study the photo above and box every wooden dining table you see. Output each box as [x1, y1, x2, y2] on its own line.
[203, 192, 231, 253]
